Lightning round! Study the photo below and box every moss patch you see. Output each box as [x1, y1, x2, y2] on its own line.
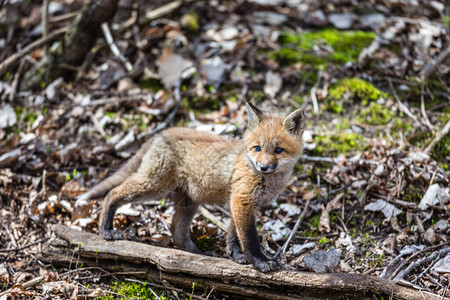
[329, 78, 387, 105]
[356, 102, 395, 125]
[99, 280, 169, 299]
[273, 29, 376, 67]
[194, 235, 216, 252]
[313, 131, 367, 156]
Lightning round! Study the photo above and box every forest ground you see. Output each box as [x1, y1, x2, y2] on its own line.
[0, 0, 449, 299]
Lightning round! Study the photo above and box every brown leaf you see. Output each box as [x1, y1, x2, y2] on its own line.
[319, 204, 331, 233]
[61, 180, 87, 198]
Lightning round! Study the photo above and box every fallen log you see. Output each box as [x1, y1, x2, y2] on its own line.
[39, 225, 443, 300]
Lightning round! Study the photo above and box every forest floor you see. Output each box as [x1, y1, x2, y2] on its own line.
[0, 0, 449, 299]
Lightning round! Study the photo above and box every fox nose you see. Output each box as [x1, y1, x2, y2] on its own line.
[258, 163, 277, 173]
[260, 165, 269, 172]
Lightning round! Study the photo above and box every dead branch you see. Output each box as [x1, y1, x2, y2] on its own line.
[36, 225, 445, 300]
[0, 27, 68, 76]
[275, 199, 311, 258]
[394, 247, 450, 282]
[19, 0, 119, 91]
[424, 120, 450, 154]
[199, 205, 228, 233]
[140, 0, 197, 25]
[419, 46, 450, 79]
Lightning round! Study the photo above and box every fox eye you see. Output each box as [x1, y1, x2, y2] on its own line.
[274, 147, 283, 154]
[254, 146, 261, 152]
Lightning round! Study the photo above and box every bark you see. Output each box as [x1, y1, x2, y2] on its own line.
[39, 225, 443, 300]
[19, 0, 118, 91]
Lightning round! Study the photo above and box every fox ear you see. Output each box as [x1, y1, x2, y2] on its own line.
[246, 101, 263, 130]
[283, 109, 306, 135]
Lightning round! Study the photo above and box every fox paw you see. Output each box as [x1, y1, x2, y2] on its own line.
[253, 258, 279, 273]
[101, 229, 122, 240]
[227, 249, 248, 264]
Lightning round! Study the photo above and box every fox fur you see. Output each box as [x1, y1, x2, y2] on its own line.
[76, 102, 306, 272]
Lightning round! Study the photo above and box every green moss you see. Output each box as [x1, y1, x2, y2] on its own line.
[329, 78, 387, 105]
[99, 281, 169, 300]
[403, 184, 424, 203]
[391, 118, 414, 133]
[324, 99, 345, 114]
[139, 78, 163, 92]
[194, 235, 215, 252]
[181, 13, 200, 33]
[356, 102, 395, 125]
[312, 131, 366, 156]
[318, 237, 330, 244]
[273, 29, 376, 67]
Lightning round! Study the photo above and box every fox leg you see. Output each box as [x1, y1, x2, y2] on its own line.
[171, 192, 202, 254]
[230, 194, 279, 272]
[99, 173, 172, 240]
[226, 221, 247, 263]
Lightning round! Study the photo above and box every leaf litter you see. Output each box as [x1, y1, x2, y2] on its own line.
[0, 0, 449, 298]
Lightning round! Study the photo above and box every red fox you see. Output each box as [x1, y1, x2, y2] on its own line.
[76, 102, 305, 272]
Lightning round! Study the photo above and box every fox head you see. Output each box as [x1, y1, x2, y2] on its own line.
[244, 101, 306, 175]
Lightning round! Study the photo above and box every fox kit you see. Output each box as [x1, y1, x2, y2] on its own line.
[77, 102, 305, 272]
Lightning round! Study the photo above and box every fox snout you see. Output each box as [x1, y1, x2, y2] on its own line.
[256, 162, 277, 174]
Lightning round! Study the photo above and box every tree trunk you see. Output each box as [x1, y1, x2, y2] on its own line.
[39, 225, 443, 300]
[19, 0, 118, 91]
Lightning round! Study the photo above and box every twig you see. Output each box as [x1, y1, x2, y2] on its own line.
[389, 242, 450, 280]
[394, 247, 450, 282]
[2, 224, 17, 248]
[388, 80, 422, 128]
[49, 11, 79, 23]
[0, 27, 68, 75]
[299, 154, 335, 163]
[9, 59, 25, 102]
[381, 246, 418, 279]
[310, 70, 322, 114]
[420, 82, 434, 131]
[199, 206, 228, 233]
[442, 283, 449, 300]
[140, 0, 196, 24]
[0, 237, 50, 253]
[101, 22, 133, 73]
[424, 120, 450, 154]
[274, 199, 311, 258]
[419, 46, 450, 79]
[86, 111, 107, 137]
[42, 0, 50, 56]
[0, 275, 45, 297]
[411, 253, 441, 284]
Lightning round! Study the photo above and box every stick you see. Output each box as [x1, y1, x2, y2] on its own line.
[389, 242, 450, 280]
[39, 225, 443, 300]
[299, 155, 335, 163]
[310, 70, 321, 114]
[274, 199, 311, 258]
[388, 80, 422, 128]
[199, 206, 228, 233]
[42, 0, 50, 56]
[0, 27, 68, 75]
[424, 120, 450, 154]
[420, 46, 450, 79]
[101, 22, 133, 73]
[394, 247, 450, 282]
[0, 275, 45, 297]
[140, 0, 196, 24]
[420, 82, 434, 131]
[0, 237, 50, 253]
[8, 59, 25, 102]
